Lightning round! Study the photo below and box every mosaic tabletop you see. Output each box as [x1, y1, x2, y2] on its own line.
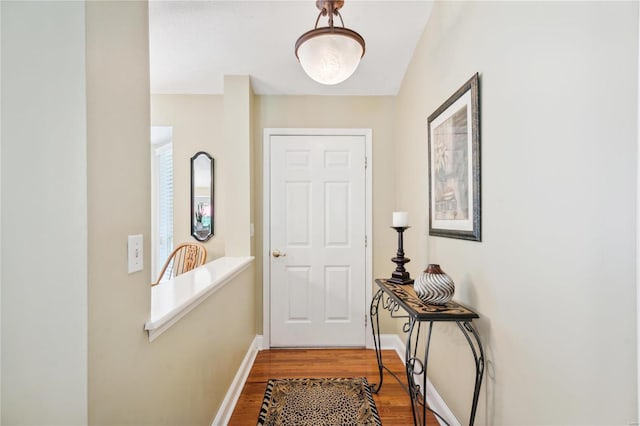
[375, 279, 479, 321]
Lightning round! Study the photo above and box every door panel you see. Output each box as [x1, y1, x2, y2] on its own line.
[325, 182, 350, 246]
[286, 182, 311, 246]
[324, 266, 351, 321]
[286, 266, 311, 321]
[270, 134, 366, 347]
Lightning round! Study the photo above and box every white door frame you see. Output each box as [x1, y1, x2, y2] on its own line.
[263, 128, 373, 349]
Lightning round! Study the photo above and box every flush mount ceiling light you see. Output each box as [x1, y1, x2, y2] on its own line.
[295, 0, 365, 85]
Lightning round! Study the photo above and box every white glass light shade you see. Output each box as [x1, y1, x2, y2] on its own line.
[296, 30, 364, 85]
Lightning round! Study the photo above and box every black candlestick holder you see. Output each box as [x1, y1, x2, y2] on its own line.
[388, 226, 414, 285]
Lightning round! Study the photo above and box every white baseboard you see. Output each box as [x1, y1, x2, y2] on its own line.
[380, 334, 460, 426]
[211, 335, 264, 426]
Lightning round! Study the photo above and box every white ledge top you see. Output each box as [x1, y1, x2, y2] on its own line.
[145, 256, 254, 341]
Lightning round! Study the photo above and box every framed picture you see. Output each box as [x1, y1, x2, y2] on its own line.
[428, 73, 481, 241]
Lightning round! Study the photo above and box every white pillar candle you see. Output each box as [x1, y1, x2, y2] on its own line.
[392, 211, 408, 227]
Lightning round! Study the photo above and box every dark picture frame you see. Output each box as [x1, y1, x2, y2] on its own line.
[190, 151, 214, 242]
[428, 73, 481, 241]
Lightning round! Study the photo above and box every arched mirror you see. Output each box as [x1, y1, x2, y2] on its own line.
[191, 151, 214, 241]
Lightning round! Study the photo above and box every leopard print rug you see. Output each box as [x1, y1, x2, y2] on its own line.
[257, 377, 382, 426]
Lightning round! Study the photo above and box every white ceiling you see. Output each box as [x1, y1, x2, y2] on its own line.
[149, 1, 433, 96]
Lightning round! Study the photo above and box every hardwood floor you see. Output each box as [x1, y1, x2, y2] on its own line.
[228, 348, 437, 425]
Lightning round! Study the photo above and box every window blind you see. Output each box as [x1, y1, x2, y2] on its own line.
[155, 142, 174, 280]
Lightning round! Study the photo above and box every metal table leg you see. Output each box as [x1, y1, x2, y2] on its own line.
[405, 317, 420, 425]
[457, 321, 485, 426]
[405, 320, 451, 426]
[370, 289, 412, 396]
[370, 288, 384, 393]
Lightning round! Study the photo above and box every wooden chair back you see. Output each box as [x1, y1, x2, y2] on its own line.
[151, 242, 207, 286]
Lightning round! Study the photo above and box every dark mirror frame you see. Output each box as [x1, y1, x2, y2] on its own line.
[190, 151, 214, 242]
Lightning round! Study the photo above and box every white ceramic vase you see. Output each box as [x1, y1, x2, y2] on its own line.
[414, 264, 455, 305]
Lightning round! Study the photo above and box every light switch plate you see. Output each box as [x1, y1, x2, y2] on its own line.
[127, 234, 143, 274]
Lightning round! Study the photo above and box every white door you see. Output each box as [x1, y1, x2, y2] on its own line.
[269, 134, 366, 347]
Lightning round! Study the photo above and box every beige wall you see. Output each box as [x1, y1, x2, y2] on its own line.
[224, 76, 253, 257]
[151, 94, 225, 262]
[253, 95, 398, 334]
[1, 2, 88, 423]
[87, 2, 256, 424]
[393, 1, 638, 424]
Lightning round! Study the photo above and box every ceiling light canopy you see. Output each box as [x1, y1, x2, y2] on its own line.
[295, 0, 365, 85]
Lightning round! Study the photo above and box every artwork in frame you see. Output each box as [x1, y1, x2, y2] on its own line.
[428, 73, 481, 241]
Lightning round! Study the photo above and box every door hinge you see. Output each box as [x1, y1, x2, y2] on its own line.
[365, 235, 368, 248]
[365, 156, 368, 169]
[365, 314, 368, 327]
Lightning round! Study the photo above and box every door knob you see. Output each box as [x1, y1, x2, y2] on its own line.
[272, 250, 287, 258]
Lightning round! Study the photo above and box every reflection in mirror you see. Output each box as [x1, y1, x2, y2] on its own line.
[191, 151, 214, 241]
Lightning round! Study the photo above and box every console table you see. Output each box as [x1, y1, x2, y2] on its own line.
[370, 279, 485, 426]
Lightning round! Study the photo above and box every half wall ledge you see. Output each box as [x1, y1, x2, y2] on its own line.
[145, 256, 255, 342]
